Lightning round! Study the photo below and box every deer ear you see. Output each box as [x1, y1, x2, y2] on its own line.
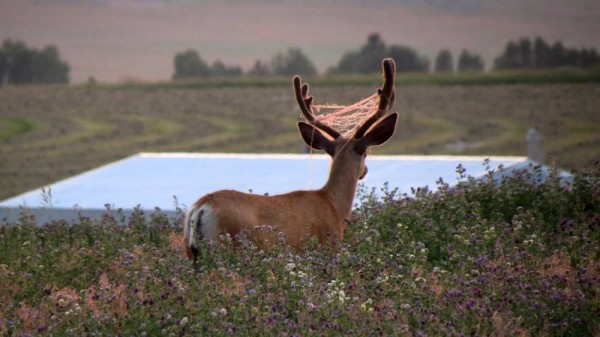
[356, 113, 398, 154]
[298, 122, 335, 156]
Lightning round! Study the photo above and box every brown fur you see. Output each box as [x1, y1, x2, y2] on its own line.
[197, 189, 343, 249]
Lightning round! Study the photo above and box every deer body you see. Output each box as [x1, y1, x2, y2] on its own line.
[185, 188, 343, 254]
[184, 59, 398, 263]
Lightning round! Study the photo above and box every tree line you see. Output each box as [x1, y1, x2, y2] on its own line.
[174, 34, 600, 79]
[494, 36, 600, 70]
[1, 34, 599, 85]
[434, 49, 485, 73]
[173, 33, 429, 79]
[0, 39, 70, 86]
[173, 47, 318, 79]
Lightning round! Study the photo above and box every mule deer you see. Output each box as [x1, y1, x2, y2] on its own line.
[183, 58, 397, 263]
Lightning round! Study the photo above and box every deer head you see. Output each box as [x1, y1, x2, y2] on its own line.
[294, 58, 398, 182]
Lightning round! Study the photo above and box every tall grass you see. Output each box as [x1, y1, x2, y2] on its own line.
[103, 68, 600, 90]
[1, 162, 598, 336]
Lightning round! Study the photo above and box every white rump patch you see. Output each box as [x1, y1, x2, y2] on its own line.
[186, 204, 219, 248]
[198, 204, 219, 241]
[186, 208, 200, 248]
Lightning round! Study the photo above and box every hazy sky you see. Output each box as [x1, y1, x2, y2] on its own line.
[1, 0, 599, 83]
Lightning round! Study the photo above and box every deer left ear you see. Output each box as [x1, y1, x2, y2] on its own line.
[356, 113, 398, 154]
[298, 122, 335, 156]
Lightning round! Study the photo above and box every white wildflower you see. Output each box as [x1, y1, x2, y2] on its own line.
[285, 263, 296, 272]
[361, 298, 373, 311]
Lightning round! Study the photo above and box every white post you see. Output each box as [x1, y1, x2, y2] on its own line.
[526, 128, 544, 164]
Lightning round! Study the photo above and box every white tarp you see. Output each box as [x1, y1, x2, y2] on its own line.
[0, 153, 526, 224]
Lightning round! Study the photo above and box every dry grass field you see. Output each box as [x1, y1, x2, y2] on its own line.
[0, 82, 599, 200]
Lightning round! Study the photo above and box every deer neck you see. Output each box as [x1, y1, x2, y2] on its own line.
[321, 153, 360, 220]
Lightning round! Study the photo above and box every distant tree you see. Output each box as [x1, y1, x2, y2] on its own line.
[271, 48, 317, 76]
[210, 60, 227, 76]
[580, 48, 600, 68]
[2, 40, 34, 84]
[0, 39, 69, 86]
[564, 48, 581, 67]
[457, 50, 484, 72]
[331, 33, 429, 74]
[0, 45, 8, 85]
[533, 36, 550, 68]
[388, 45, 430, 73]
[334, 33, 385, 74]
[333, 50, 361, 74]
[247, 59, 271, 76]
[548, 41, 566, 68]
[494, 41, 522, 70]
[358, 33, 387, 72]
[495, 38, 535, 70]
[434, 49, 453, 73]
[518, 38, 533, 68]
[495, 36, 600, 70]
[31, 45, 70, 84]
[172, 49, 209, 79]
[210, 60, 242, 77]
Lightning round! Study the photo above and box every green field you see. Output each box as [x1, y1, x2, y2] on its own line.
[0, 73, 599, 200]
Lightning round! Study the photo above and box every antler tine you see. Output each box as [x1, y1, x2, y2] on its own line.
[354, 58, 396, 138]
[293, 76, 341, 139]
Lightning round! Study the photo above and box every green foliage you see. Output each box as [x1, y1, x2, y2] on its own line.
[117, 68, 600, 91]
[271, 48, 317, 76]
[247, 59, 271, 77]
[210, 60, 243, 77]
[495, 36, 600, 70]
[0, 116, 36, 142]
[0, 39, 70, 86]
[457, 49, 485, 73]
[170, 34, 598, 78]
[331, 33, 429, 74]
[1, 163, 598, 336]
[172, 49, 210, 79]
[434, 49, 453, 73]
[172, 51, 244, 79]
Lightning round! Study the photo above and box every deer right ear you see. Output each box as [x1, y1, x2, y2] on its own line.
[298, 122, 335, 156]
[355, 113, 398, 154]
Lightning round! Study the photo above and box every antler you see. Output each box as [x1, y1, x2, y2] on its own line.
[293, 76, 341, 139]
[353, 58, 396, 138]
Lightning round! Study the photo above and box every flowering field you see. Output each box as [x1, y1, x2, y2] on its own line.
[1, 164, 599, 336]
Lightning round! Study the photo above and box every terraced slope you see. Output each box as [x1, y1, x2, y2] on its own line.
[0, 83, 598, 200]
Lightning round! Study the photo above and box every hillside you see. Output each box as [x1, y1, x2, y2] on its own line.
[1, 80, 598, 200]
